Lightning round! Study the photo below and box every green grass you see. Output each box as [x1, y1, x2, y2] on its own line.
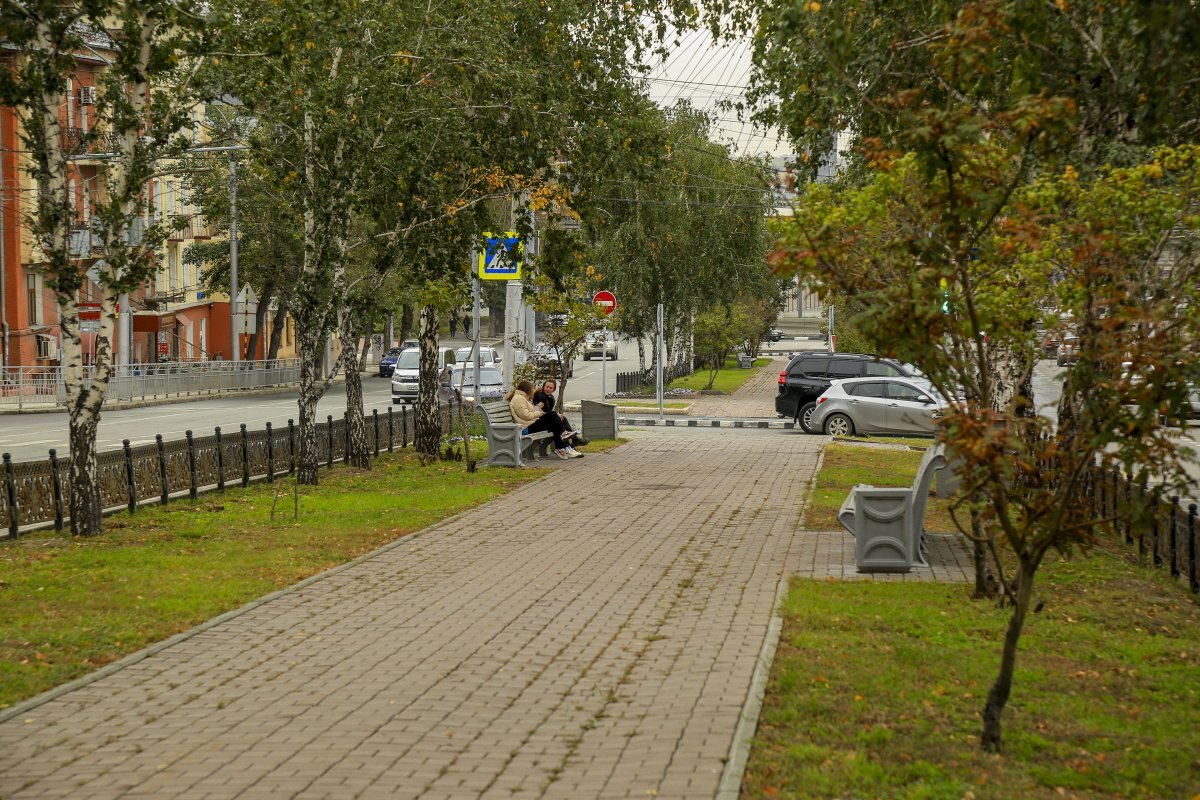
[743, 549, 1200, 799]
[668, 355, 773, 394]
[804, 442, 955, 532]
[0, 450, 548, 710]
[747, 439, 1200, 799]
[833, 434, 938, 448]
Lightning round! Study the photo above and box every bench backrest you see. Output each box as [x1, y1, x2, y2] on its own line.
[910, 442, 947, 531]
[480, 400, 516, 427]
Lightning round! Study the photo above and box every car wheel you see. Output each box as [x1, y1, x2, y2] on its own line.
[824, 413, 855, 437]
[583, 354, 590, 361]
[1056, 356, 1065, 367]
[796, 401, 818, 434]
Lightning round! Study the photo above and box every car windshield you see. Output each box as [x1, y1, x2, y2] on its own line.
[456, 348, 494, 362]
[454, 368, 503, 385]
[395, 350, 420, 369]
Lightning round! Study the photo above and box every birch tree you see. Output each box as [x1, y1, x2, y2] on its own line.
[0, 0, 205, 533]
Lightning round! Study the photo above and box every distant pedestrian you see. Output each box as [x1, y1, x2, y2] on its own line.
[449, 316, 459, 338]
[462, 314, 472, 337]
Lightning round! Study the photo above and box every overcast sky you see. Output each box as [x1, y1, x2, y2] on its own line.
[639, 28, 790, 160]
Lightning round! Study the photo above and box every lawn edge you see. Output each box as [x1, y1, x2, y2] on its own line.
[717, 568, 792, 800]
[0, 473, 541, 724]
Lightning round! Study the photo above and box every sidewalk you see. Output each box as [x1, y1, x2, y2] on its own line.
[0, 427, 824, 800]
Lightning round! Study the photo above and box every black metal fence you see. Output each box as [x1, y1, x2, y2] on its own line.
[0, 400, 467, 537]
[614, 362, 694, 394]
[1089, 464, 1198, 593]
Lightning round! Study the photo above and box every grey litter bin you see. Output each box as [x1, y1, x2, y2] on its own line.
[736, 354, 754, 369]
[580, 399, 618, 440]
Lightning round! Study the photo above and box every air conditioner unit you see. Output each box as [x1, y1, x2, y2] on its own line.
[79, 86, 97, 105]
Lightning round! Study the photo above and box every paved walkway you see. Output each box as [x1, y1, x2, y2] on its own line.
[685, 358, 787, 420]
[0, 427, 825, 800]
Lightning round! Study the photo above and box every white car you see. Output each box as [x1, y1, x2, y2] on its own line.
[390, 347, 456, 404]
[454, 346, 501, 367]
[445, 364, 506, 404]
[582, 331, 618, 361]
[811, 377, 946, 437]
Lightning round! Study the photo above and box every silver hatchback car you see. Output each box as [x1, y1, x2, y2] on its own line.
[811, 377, 946, 437]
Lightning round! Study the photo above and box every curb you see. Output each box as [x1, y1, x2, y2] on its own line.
[618, 416, 799, 430]
[716, 567, 792, 800]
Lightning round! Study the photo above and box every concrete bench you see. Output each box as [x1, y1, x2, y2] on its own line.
[479, 401, 554, 467]
[837, 443, 947, 573]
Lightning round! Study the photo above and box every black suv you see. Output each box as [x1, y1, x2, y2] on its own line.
[776, 353, 913, 432]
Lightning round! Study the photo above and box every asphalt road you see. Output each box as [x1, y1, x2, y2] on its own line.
[0, 335, 652, 463]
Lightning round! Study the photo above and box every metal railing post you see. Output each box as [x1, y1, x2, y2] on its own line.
[157, 434, 169, 505]
[1189, 504, 1197, 594]
[49, 448, 64, 531]
[288, 419, 296, 475]
[123, 439, 136, 513]
[240, 423, 250, 488]
[402, 406, 409, 448]
[1169, 497, 1179, 578]
[186, 430, 198, 499]
[215, 426, 225, 492]
[4, 453, 19, 537]
[326, 415, 334, 470]
[387, 407, 394, 452]
[266, 421, 275, 482]
[343, 411, 350, 464]
[372, 408, 380, 457]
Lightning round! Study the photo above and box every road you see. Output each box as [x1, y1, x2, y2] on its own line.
[0, 335, 651, 463]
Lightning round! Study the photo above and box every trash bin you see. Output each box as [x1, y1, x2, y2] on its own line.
[736, 354, 754, 369]
[580, 399, 618, 440]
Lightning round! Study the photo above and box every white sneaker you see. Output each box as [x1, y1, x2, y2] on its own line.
[555, 449, 572, 460]
[566, 447, 585, 458]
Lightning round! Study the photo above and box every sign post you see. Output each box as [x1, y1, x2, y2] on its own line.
[656, 303, 664, 420]
[480, 232, 523, 391]
[593, 291, 616, 401]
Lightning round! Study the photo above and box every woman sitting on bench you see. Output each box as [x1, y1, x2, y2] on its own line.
[507, 380, 582, 459]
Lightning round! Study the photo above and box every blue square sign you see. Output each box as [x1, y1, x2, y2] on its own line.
[478, 232, 522, 280]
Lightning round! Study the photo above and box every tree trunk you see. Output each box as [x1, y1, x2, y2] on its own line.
[339, 310, 370, 469]
[971, 508, 996, 599]
[637, 338, 647, 379]
[415, 304, 442, 459]
[981, 560, 1037, 751]
[243, 281, 275, 361]
[68, 413, 101, 534]
[399, 303, 415, 342]
[296, 328, 324, 485]
[267, 300, 288, 362]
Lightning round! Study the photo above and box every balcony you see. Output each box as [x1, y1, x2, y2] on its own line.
[62, 127, 122, 159]
[167, 214, 215, 241]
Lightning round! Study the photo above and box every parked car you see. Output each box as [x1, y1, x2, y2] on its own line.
[1056, 334, 1080, 367]
[582, 331, 618, 361]
[454, 346, 501, 367]
[811, 377, 946, 437]
[765, 328, 785, 343]
[529, 343, 574, 378]
[378, 347, 404, 377]
[390, 346, 457, 404]
[777, 352, 915, 433]
[445, 363, 506, 404]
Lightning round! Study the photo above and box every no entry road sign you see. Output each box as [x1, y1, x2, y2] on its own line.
[593, 290, 616, 315]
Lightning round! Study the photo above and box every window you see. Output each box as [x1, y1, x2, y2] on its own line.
[865, 361, 903, 377]
[26, 273, 41, 325]
[36, 334, 54, 360]
[792, 356, 829, 377]
[829, 359, 864, 379]
[848, 382, 887, 398]
[888, 382, 931, 402]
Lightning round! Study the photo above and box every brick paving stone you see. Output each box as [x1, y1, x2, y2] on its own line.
[0, 426, 968, 800]
[685, 358, 788, 419]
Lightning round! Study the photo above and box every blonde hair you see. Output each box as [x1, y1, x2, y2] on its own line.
[505, 379, 535, 403]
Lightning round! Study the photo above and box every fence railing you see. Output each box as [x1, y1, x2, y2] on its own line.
[0, 359, 302, 408]
[614, 361, 694, 394]
[0, 400, 469, 537]
[1089, 464, 1198, 593]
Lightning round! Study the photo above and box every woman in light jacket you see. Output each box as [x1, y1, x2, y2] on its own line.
[506, 379, 581, 459]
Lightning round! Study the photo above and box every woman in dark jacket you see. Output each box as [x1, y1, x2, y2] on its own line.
[532, 379, 588, 449]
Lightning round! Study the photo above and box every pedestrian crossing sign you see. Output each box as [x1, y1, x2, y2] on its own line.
[478, 232, 523, 280]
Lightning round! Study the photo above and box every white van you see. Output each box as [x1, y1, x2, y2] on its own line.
[390, 347, 456, 404]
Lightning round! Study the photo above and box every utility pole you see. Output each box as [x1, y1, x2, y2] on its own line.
[656, 303, 664, 420]
[229, 152, 239, 363]
[827, 304, 835, 354]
